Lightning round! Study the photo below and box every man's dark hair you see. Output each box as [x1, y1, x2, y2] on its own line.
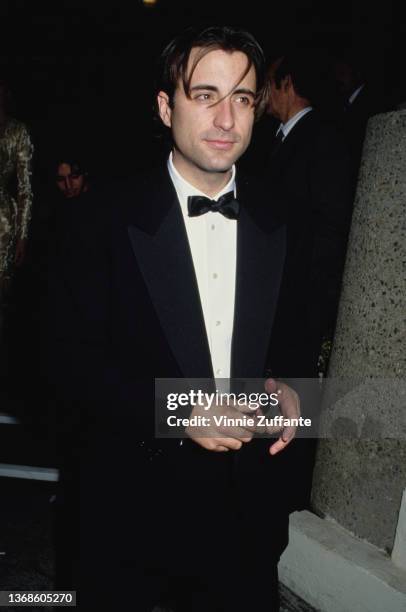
[156, 25, 266, 119]
[54, 159, 88, 179]
[271, 51, 326, 105]
[334, 47, 367, 80]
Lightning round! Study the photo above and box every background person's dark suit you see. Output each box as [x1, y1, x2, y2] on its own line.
[262, 109, 353, 512]
[44, 166, 289, 611]
[341, 84, 391, 192]
[267, 110, 352, 378]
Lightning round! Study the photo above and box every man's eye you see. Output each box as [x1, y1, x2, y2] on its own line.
[195, 93, 213, 102]
[235, 96, 252, 105]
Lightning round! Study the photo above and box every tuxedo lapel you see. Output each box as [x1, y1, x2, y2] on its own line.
[126, 168, 286, 381]
[127, 169, 213, 379]
[231, 177, 286, 378]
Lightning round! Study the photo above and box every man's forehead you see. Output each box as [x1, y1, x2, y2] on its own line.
[185, 47, 253, 79]
[57, 162, 82, 176]
[57, 163, 72, 174]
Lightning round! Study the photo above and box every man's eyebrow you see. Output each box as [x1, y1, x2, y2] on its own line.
[189, 84, 256, 97]
[189, 84, 219, 92]
[233, 87, 256, 97]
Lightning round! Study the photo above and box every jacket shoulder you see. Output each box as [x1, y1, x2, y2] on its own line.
[309, 112, 348, 145]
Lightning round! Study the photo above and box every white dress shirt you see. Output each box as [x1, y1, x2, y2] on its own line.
[276, 106, 313, 141]
[167, 153, 237, 382]
[348, 83, 365, 105]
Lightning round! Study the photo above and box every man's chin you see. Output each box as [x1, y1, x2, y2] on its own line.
[200, 154, 239, 174]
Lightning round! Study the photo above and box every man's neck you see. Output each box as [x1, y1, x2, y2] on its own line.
[282, 100, 310, 125]
[172, 150, 232, 198]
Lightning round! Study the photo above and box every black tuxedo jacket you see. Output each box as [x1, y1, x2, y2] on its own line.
[43, 165, 291, 605]
[44, 165, 287, 442]
[264, 110, 353, 378]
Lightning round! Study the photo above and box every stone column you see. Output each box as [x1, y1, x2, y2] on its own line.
[311, 111, 406, 552]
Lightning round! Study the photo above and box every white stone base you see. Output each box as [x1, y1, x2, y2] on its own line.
[392, 489, 406, 571]
[0, 463, 58, 481]
[279, 511, 406, 612]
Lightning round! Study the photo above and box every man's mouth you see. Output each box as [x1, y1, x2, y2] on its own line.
[204, 139, 235, 151]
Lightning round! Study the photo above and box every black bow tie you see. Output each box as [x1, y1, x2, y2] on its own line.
[187, 191, 240, 220]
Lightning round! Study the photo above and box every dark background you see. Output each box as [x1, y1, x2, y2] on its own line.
[0, 0, 404, 180]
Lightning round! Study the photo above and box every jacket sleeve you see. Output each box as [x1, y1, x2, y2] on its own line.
[41, 199, 152, 443]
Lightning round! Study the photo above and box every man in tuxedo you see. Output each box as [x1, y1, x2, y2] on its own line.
[265, 52, 353, 379]
[335, 54, 392, 190]
[261, 52, 353, 512]
[45, 26, 300, 612]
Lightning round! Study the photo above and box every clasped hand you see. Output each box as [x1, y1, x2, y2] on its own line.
[186, 378, 300, 456]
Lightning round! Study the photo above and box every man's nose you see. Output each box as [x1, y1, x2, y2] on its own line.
[213, 98, 235, 131]
[65, 177, 72, 189]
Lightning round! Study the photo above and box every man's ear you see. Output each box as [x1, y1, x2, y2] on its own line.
[157, 91, 172, 128]
[282, 75, 292, 93]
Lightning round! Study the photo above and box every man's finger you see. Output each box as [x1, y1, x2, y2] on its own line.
[264, 378, 301, 418]
[232, 402, 260, 415]
[280, 425, 296, 443]
[215, 437, 243, 451]
[264, 425, 284, 436]
[264, 377, 278, 395]
[269, 436, 291, 456]
[217, 424, 254, 441]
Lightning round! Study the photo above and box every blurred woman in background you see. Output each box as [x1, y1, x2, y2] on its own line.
[0, 79, 33, 302]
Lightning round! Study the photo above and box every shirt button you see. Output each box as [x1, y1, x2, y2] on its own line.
[215, 320, 221, 326]
[216, 369, 222, 375]
[212, 273, 218, 279]
[211, 224, 215, 230]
